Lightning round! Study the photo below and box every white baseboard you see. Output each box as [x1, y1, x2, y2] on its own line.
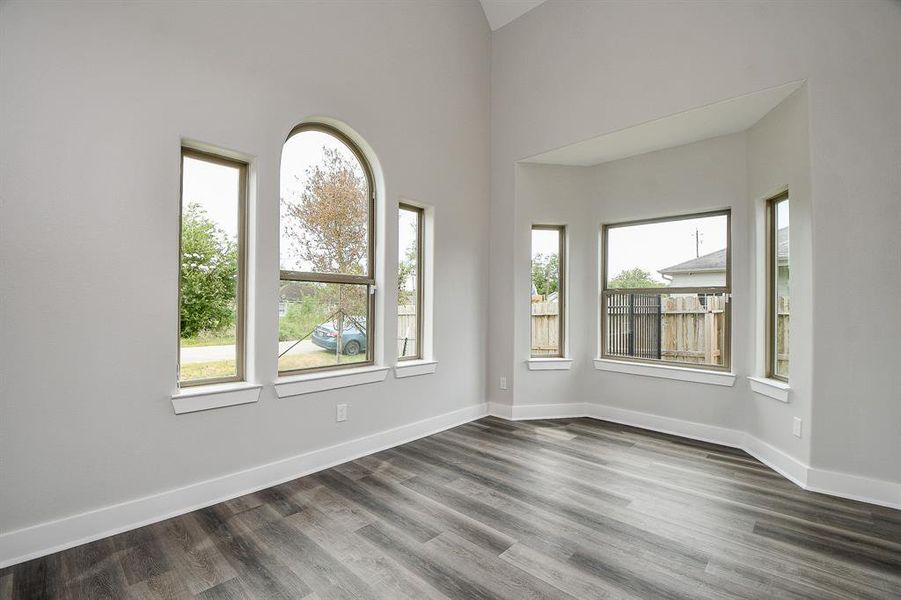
[806, 467, 901, 510]
[491, 400, 900, 510]
[490, 401, 586, 421]
[584, 403, 745, 448]
[488, 401, 514, 420]
[742, 432, 808, 488]
[0, 402, 489, 569]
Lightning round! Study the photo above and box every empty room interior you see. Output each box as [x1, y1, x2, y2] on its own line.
[2, 0, 901, 598]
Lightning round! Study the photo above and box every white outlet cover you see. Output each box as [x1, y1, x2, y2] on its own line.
[500, 376, 507, 390]
[792, 417, 802, 438]
[336, 404, 348, 422]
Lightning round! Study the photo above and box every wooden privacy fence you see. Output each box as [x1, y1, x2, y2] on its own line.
[657, 295, 726, 365]
[398, 304, 418, 356]
[532, 294, 738, 367]
[775, 296, 790, 375]
[531, 300, 559, 355]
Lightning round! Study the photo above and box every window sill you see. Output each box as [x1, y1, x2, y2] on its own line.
[593, 358, 736, 387]
[171, 382, 262, 415]
[748, 376, 790, 402]
[527, 358, 572, 371]
[395, 359, 438, 378]
[275, 365, 389, 398]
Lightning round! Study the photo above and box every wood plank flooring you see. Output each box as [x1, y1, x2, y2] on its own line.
[2, 416, 900, 599]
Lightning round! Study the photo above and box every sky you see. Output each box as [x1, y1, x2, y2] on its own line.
[280, 130, 368, 272]
[606, 214, 728, 284]
[185, 131, 417, 281]
[531, 228, 560, 259]
[398, 207, 418, 291]
[181, 156, 240, 238]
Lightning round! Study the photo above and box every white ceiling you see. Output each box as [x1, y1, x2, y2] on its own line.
[479, 0, 548, 31]
[521, 81, 804, 166]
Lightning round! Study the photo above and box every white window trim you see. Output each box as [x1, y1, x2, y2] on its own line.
[593, 358, 736, 387]
[171, 382, 262, 414]
[748, 376, 790, 403]
[527, 358, 572, 371]
[395, 359, 438, 378]
[275, 365, 389, 398]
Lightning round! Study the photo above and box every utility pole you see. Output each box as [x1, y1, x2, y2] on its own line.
[693, 228, 703, 258]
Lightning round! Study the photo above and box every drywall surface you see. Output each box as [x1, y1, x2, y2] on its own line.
[746, 86, 813, 464]
[0, 0, 490, 533]
[491, 0, 901, 483]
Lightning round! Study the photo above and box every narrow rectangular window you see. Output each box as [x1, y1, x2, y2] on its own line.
[398, 204, 423, 360]
[601, 210, 731, 370]
[767, 192, 790, 381]
[178, 148, 247, 386]
[531, 225, 566, 358]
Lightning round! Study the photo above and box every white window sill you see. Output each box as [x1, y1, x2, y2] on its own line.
[527, 358, 572, 371]
[748, 376, 790, 402]
[171, 382, 262, 414]
[275, 365, 389, 398]
[395, 359, 438, 378]
[593, 358, 736, 387]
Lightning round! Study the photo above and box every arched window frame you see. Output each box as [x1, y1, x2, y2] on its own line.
[278, 122, 377, 375]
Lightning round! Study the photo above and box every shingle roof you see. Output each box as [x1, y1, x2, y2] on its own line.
[658, 228, 787, 275]
[658, 248, 726, 275]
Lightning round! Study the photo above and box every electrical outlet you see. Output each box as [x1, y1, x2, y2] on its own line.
[499, 376, 507, 390]
[792, 417, 802, 438]
[336, 403, 348, 422]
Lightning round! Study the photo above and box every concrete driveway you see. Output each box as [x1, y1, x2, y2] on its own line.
[180, 339, 320, 363]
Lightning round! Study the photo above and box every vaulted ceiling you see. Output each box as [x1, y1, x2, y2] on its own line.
[479, 0, 547, 31]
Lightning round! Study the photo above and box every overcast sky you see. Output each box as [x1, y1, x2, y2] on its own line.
[606, 214, 728, 284]
[182, 156, 240, 238]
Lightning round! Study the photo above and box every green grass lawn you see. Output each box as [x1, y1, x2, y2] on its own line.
[180, 350, 366, 381]
[278, 350, 366, 372]
[181, 333, 237, 348]
[179, 359, 237, 380]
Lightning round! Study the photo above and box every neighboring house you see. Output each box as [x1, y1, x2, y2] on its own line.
[658, 248, 728, 287]
[658, 228, 788, 290]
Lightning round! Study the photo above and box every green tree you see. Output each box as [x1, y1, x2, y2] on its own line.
[397, 246, 417, 305]
[282, 146, 368, 319]
[531, 253, 559, 296]
[180, 203, 238, 338]
[608, 267, 663, 289]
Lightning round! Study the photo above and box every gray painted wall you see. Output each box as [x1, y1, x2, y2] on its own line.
[490, 0, 901, 484]
[0, 1, 490, 533]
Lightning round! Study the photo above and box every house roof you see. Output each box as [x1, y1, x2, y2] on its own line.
[659, 249, 727, 275]
[658, 228, 788, 275]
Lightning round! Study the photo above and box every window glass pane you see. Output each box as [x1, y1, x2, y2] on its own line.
[774, 199, 790, 379]
[531, 228, 561, 357]
[398, 207, 420, 359]
[607, 214, 728, 288]
[180, 155, 241, 383]
[280, 130, 370, 276]
[278, 281, 369, 372]
[604, 292, 727, 368]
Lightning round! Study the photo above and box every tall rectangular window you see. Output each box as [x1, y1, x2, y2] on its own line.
[602, 210, 731, 370]
[767, 192, 790, 381]
[278, 124, 375, 374]
[398, 204, 423, 360]
[178, 149, 247, 386]
[531, 225, 565, 358]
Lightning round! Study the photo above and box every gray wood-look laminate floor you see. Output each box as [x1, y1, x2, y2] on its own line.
[2, 416, 900, 599]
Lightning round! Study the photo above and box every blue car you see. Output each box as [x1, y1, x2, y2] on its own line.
[311, 320, 367, 355]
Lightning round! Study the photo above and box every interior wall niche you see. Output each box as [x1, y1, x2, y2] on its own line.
[512, 83, 813, 465]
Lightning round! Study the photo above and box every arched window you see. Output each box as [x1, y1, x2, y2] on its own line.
[278, 124, 375, 374]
